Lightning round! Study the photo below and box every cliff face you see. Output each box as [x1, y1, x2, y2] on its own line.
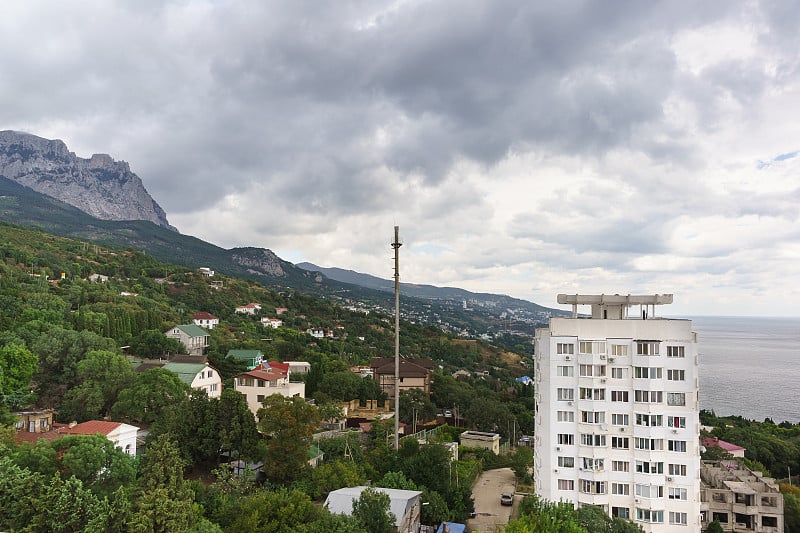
[229, 247, 287, 277]
[0, 130, 175, 231]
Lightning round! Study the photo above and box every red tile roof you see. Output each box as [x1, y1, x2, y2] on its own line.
[192, 311, 219, 320]
[267, 361, 290, 373]
[702, 436, 746, 452]
[234, 367, 287, 380]
[62, 421, 122, 436]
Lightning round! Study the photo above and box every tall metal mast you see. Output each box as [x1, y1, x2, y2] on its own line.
[392, 226, 402, 450]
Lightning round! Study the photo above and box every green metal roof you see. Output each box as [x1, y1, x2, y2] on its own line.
[174, 324, 210, 337]
[162, 362, 208, 386]
[226, 349, 264, 360]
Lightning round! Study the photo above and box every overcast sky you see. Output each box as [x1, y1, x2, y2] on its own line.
[2, 1, 799, 317]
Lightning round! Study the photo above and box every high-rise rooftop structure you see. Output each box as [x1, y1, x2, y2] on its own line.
[534, 294, 700, 532]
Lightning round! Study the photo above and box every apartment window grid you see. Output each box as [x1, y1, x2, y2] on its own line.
[611, 390, 629, 402]
[581, 410, 605, 424]
[581, 457, 604, 471]
[667, 392, 686, 406]
[635, 484, 664, 499]
[636, 413, 663, 427]
[636, 461, 664, 474]
[667, 369, 686, 381]
[612, 482, 630, 495]
[557, 365, 574, 377]
[668, 440, 688, 452]
[558, 456, 575, 468]
[579, 364, 607, 377]
[580, 434, 606, 447]
[634, 366, 663, 379]
[611, 413, 629, 426]
[668, 487, 688, 500]
[634, 390, 663, 404]
[579, 341, 606, 354]
[669, 512, 688, 525]
[558, 434, 575, 445]
[611, 367, 628, 379]
[610, 344, 628, 357]
[580, 479, 606, 495]
[636, 341, 660, 356]
[557, 343, 575, 355]
[635, 437, 664, 451]
[612, 507, 630, 519]
[669, 463, 687, 476]
[612, 460, 630, 472]
[557, 410, 575, 422]
[557, 388, 575, 401]
[580, 387, 605, 401]
[636, 509, 664, 523]
[612, 436, 630, 449]
[667, 416, 686, 428]
[667, 345, 685, 358]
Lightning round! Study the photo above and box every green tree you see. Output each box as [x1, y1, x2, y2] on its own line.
[112, 368, 191, 425]
[398, 388, 437, 429]
[132, 434, 197, 533]
[0, 342, 38, 408]
[351, 487, 396, 533]
[704, 519, 725, 533]
[509, 446, 534, 483]
[257, 394, 321, 482]
[224, 488, 324, 532]
[27, 475, 105, 533]
[53, 434, 137, 497]
[130, 329, 184, 359]
[61, 350, 136, 421]
[217, 388, 260, 462]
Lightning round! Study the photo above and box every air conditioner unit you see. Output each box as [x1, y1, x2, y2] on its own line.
[608, 358, 615, 363]
[666, 476, 673, 482]
[620, 427, 626, 432]
[565, 355, 572, 361]
[567, 401, 573, 406]
[556, 446, 561, 451]
[600, 378, 607, 383]
[671, 429, 678, 434]
[635, 498, 640, 504]
[600, 354, 606, 360]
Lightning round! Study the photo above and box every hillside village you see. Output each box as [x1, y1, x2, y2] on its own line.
[1, 224, 799, 532]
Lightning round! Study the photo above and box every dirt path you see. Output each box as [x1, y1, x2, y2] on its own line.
[466, 467, 518, 532]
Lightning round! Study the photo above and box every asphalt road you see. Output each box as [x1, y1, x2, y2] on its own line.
[466, 467, 518, 532]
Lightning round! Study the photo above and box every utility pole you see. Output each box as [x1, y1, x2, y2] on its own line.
[392, 226, 402, 450]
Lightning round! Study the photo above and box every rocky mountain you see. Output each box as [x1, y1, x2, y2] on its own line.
[0, 130, 175, 231]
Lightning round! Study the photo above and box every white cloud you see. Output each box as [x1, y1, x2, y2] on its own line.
[1, 0, 798, 316]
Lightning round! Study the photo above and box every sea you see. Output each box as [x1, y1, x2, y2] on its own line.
[680, 316, 800, 424]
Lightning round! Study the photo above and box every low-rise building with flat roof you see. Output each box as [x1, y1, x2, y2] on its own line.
[460, 430, 501, 454]
[701, 461, 783, 532]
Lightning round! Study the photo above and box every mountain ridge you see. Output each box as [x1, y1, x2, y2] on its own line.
[0, 130, 174, 230]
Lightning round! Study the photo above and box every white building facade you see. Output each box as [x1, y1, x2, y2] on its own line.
[534, 294, 701, 532]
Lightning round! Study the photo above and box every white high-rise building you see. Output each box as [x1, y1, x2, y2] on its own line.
[534, 294, 700, 532]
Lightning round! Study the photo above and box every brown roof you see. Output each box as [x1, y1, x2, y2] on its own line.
[62, 421, 122, 436]
[371, 357, 434, 370]
[14, 429, 66, 445]
[192, 311, 219, 320]
[371, 358, 433, 378]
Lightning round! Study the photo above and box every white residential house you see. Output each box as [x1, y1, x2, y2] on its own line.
[63, 421, 140, 455]
[261, 317, 283, 328]
[325, 486, 423, 533]
[233, 367, 305, 416]
[192, 311, 220, 330]
[235, 302, 261, 315]
[275, 307, 289, 315]
[165, 324, 210, 356]
[162, 361, 222, 398]
[198, 267, 215, 277]
[534, 294, 700, 533]
[306, 328, 325, 338]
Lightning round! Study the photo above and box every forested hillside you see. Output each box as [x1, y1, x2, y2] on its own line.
[0, 222, 541, 531]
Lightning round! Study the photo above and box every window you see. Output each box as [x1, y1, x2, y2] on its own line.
[611, 367, 628, 379]
[581, 411, 605, 424]
[669, 463, 687, 476]
[582, 457, 604, 471]
[580, 434, 606, 447]
[558, 434, 574, 445]
[635, 484, 664, 499]
[667, 392, 686, 406]
[636, 413, 663, 427]
[612, 483, 630, 495]
[669, 487, 688, 500]
[612, 460, 630, 472]
[558, 388, 575, 401]
[636, 461, 664, 474]
[634, 367, 663, 379]
[669, 512, 688, 525]
[580, 364, 607, 377]
[557, 365, 574, 377]
[558, 456, 575, 468]
[39, 419, 48, 429]
[580, 480, 606, 494]
[611, 390, 629, 402]
[637, 341, 660, 356]
[612, 507, 630, 519]
[257, 394, 265, 403]
[612, 413, 629, 426]
[635, 438, 664, 451]
[667, 369, 685, 381]
[579, 341, 606, 354]
[668, 440, 687, 452]
[667, 416, 686, 429]
[611, 344, 628, 356]
[257, 379, 266, 387]
[612, 437, 629, 449]
[636, 509, 664, 523]
[667, 346, 685, 358]
[634, 390, 663, 403]
[580, 388, 605, 400]
[557, 410, 575, 422]
[558, 479, 574, 490]
[557, 343, 575, 355]
[210, 383, 218, 391]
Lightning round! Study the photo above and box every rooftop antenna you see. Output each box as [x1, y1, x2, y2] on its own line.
[391, 226, 402, 450]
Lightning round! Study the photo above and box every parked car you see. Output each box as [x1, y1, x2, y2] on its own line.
[500, 493, 513, 506]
